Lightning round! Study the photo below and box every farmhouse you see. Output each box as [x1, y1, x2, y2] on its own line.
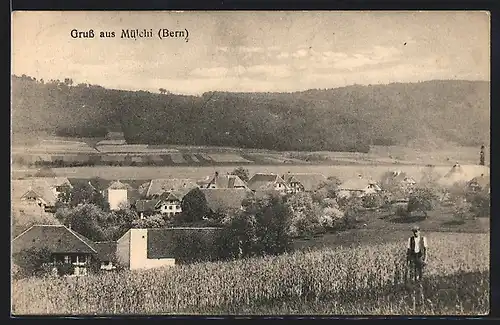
[116, 227, 222, 270]
[338, 175, 381, 198]
[13, 178, 71, 213]
[133, 191, 185, 218]
[437, 163, 470, 187]
[12, 224, 111, 276]
[467, 174, 490, 193]
[199, 172, 249, 190]
[133, 199, 160, 218]
[282, 172, 327, 194]
[247, 173, 288, 193]
[142, 178, 200, 198]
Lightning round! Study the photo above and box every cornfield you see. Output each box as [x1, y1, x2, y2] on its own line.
[11, 232, 489, 315]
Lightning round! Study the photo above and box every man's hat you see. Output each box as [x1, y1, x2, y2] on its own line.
[412, 225, 420, 231]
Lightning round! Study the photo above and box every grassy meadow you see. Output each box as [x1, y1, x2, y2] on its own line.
[11, 232, 489, 316]
[11, 164, 490, 185]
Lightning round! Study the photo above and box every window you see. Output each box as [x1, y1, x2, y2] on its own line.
[176, 205, 180, 209]
[64, 255, 70, 264]
[169, 205, 173, 210]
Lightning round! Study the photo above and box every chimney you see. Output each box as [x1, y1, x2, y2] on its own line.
[68, 223, 71, 230]
[358, 174, 362, 179]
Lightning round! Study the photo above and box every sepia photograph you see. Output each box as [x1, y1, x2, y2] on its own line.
[11, 10, 490, 316]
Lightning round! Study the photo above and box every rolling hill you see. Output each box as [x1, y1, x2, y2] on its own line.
[11, 75, 490, 153]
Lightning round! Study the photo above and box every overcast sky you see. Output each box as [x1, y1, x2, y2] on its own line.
[12, 11, 490, 95]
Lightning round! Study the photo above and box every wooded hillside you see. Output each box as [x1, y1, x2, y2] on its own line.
[12, 75, 489, 152]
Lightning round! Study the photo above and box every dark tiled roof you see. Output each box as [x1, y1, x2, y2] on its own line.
[158, 191, 183, 202]
[89, 178, 113, 191]
[12, 225, 98, 255]
[145, 227, 223, 259]
[135, 199, 161, 212]
[94, 241, 117, 262]
[200, 188, 251, 212]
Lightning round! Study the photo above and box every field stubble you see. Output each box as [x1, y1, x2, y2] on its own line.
[11, 232, 489, 316]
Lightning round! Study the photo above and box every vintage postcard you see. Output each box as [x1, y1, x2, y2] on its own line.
[11, 11, 490, 316]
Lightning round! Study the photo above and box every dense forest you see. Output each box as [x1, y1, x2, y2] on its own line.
[11, 75, 490, 152]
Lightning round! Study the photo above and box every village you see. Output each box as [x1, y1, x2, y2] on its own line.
[11, 161, 490, 278]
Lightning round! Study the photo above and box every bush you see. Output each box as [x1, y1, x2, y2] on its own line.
[12, 247, 53, 279]
[467, 189, 490, 218]
[172, 230, 218, 264]
[362, 193, 383, 209]
[131, 214, 166, 228]
[56, 262, 75, 276]
[395, 204, 408, 217]
[453, 200, 474, 224]
[320, 206, 345, 231]
[286, 192, 323, 238]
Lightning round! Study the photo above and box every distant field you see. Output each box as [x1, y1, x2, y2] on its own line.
[11, 164, 490, 183]
[11, 137, 487, 167]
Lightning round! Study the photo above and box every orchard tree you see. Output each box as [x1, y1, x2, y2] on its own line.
[57, 182, 109, 211]
[55, 204, 110, 241]
[180, 188, 211, 223]
[407, 187, 439, 217]
[131, 214, 166, 228]
[314, 176, 341, 199]
[285, 192, 323, 238]
[230, 167, 250, 183]
[235, 191, 293, 256]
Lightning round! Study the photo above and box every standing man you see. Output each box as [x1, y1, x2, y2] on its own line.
[480, 145, 485, 166]
[406, 225, 428, 282]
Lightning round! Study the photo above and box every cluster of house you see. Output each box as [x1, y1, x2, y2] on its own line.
[12, 166, 491, 219]
[12, 171, 366, 218]
[11, 165, 490, 277]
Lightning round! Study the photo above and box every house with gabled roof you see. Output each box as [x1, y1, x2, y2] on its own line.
[12, 224, 112, 276]
[282, 172, 327, 194]
[143, 178, 200, 198]
[467, 173, 490, 193]
[13, 178, 71, 213]
[133, 191, 185, 219]
[338, 175, 381, 199]
[199, 172, 249, 190]
[246, 173, 288, 193]
[133, 199, 161, 219]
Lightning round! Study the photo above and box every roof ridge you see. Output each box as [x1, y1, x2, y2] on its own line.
[65, 227, 98, 254]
